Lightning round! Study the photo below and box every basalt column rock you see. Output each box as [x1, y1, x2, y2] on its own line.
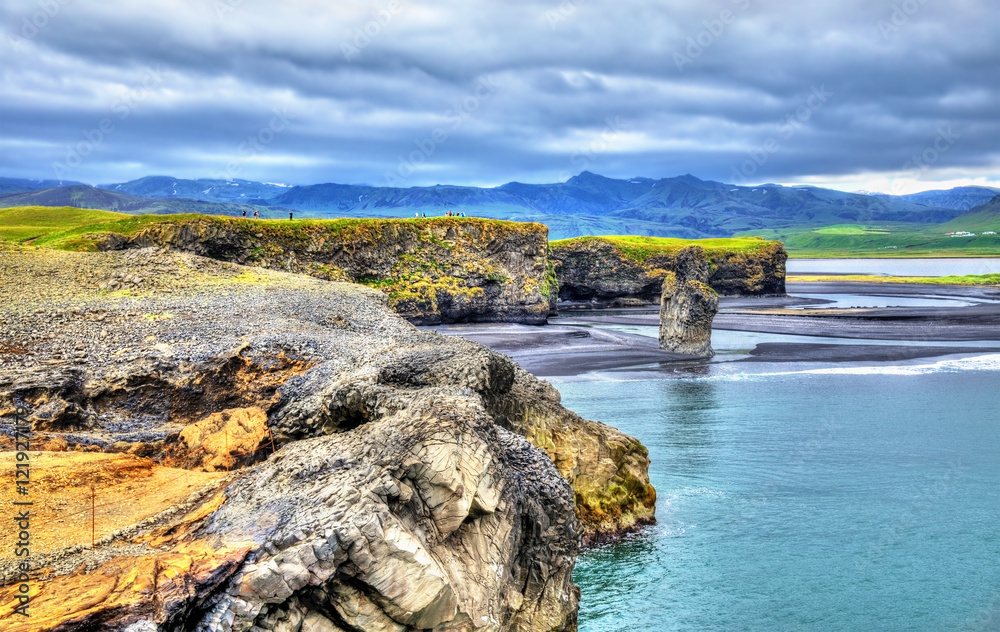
[659, 246, 719, 357]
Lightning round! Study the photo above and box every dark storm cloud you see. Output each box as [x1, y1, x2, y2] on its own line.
[1, 0, 997, 190]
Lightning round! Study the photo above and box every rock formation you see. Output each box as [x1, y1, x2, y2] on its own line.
[0, 245, 655, 630]
[94, 217, 558, 325]
[551, 236, 786, 306]
[658, 246, 719, 357]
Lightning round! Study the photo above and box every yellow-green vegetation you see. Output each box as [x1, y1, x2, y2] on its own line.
[573, 472, 657, 533]
[787, 273, 1000, 286]
[0, 207, 554, 320]
[0, 205, 545, 252]
[0, 207, 212, 250]
[550, 235, 777, 263]
[0, 206, 128, 244]
[739, 222, 1000, 258]
[363, 250, 509, 311]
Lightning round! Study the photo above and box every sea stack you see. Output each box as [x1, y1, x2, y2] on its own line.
[659, 246, 719, 357]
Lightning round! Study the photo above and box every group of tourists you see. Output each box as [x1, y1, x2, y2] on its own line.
[414, 211, 468, 218]
[237, 208, 465, 221]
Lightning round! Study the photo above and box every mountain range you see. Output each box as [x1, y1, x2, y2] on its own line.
[1, 173, 997, 240]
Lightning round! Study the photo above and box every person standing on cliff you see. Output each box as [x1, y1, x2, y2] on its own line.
[253, 210, 259, 219]
[241, 209, 247, 218]
[289, 211, 293, 220]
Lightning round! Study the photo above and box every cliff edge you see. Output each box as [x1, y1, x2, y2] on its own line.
[93, 216, 557, 325]
[0, 244, 654, 630]
[551, 236, 786, 306]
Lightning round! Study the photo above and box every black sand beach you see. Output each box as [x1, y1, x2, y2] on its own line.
[434, 282, 1000, 376]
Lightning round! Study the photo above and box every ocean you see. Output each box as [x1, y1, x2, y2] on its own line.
[559, 270, 1000, 631]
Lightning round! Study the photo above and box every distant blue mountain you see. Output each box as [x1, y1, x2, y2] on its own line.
[97, 175, 292, 203]
[898, 186, 1000, 210]
[19, 172, 1000, 239]
[0, 184, 274, 216]
[0, 177, 84, 196]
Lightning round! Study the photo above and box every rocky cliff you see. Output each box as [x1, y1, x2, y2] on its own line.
[658, 247, 719, 357]
[95, 217, 558, 325]
[550, 236, 786, 306]
[0, 244, 655, 630]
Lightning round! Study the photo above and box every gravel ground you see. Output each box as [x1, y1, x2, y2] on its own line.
[0, 243, 411, 375]
[0, 243, 424, 452]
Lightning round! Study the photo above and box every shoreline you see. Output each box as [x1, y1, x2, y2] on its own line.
[433, 281, 1000, 376]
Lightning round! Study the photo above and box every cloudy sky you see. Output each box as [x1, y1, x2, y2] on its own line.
[1, 0, 997, 193]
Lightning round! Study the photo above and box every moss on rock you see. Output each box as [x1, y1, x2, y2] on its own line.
[551, 235, 787, 305]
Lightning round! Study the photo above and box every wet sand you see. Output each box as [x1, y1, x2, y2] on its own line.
[433, 282, 1000, 376]
[715, 282, 1000, 341]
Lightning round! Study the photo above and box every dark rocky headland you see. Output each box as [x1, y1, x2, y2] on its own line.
[551, 235, 786, 307]
[96, 216, 557, 326]
[0, 231, 652, 631]
[0, 216, 784, 631]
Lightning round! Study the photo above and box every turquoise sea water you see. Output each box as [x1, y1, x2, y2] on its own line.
[560, 352, 1000, 631]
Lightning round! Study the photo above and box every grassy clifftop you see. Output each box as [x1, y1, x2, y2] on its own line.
[550, 235, 787, 301]
[0, 206, 555, 325]
[550, 235, 778, 262]
[0, 205, 541, 251]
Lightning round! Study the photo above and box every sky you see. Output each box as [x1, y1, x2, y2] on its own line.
[1, 0, 998, 194]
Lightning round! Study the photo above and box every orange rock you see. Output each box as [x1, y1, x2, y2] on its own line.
[0, 541, 252, 632]
[166, 406, 269, 471]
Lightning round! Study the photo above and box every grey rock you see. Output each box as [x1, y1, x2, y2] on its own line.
[659, 246, 719, 357]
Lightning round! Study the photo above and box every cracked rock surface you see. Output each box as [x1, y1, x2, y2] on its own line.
[0, 245, 653, 631]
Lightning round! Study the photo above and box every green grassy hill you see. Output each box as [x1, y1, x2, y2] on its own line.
[0, 206, 131, 244]
[938, 196, 1000, 233]
[737, 196, 1000, 257]
[0, 206, 212, 249]
[739, 223, 1000, 257]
